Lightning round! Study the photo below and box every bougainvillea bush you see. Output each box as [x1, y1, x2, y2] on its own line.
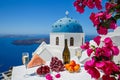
[73, 0, 120, 80]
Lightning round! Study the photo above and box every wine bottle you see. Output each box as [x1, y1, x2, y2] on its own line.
[62, 39, 70, 64]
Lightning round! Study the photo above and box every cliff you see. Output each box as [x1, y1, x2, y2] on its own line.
[12, 38, 49, 45]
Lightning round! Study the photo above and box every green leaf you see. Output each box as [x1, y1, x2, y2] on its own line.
[115, 4, 120, 9]
[114, 14, 120, 20]
[91, 45, 95, 49]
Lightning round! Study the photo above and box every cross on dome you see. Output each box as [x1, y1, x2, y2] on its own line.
[65, 11, 69, 17]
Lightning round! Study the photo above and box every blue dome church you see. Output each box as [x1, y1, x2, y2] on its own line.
[33, 11, 85, 61]
[51, 17, 83, 33]
[50, 11, 84, 48]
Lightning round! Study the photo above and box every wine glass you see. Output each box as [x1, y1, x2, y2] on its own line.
[75, 49, 82, 63]
[22, 52, 29, 77]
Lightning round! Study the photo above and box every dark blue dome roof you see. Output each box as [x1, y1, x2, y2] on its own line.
[51, 17, 83, 33]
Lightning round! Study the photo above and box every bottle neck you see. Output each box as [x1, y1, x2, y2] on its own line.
[65, 39, 68, 47]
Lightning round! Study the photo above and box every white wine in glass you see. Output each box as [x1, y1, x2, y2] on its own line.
[22, 52, 29, 77]
[75, 49, 82, 63]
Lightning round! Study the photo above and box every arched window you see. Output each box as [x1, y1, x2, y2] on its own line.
[70, 37, 74, 46]
[56, 37, 59, 45]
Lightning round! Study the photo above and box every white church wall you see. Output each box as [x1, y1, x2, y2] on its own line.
[46, 45, 64, 59]
[50, 33, 65, 47]
[38, 48, 53, 61]
[46, 44, 81, 60]
[50, 33, 84, 47]
[64, 33, 84, 47]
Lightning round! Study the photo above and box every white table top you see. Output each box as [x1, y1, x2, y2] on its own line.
[11, 60, 94, 80]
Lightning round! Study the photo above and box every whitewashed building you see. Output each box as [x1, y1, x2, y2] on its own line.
[33, 12, 84, 61]
[101, 27, 120, 46]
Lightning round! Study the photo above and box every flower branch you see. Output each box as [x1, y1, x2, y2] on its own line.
[73, 0, 120, 79]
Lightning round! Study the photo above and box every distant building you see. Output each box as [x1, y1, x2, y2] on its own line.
[33, 11, 84, 61]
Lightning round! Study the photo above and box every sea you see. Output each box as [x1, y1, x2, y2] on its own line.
[0, 34, 96, 73]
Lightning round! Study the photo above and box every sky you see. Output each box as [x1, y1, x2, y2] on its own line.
[0, 0, 119, 35]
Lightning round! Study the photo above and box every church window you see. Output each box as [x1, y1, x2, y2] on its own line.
[56, 37, 59, 45]
[60, 20, 62, 22]
[60, 25, 62, 27]
[70, 37, 74, 46]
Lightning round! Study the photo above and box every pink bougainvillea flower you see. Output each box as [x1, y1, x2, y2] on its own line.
[90, 13, 95, 22]
[87, 67, 100, 79]
[93, 19, 100, 26]
[73, 0, 80, 7]
[84, 59, 100, 79]
[81, 42, 89, 50]
[93, 36, 101, 46]
[97, 26, 108, 35]
[55, 73, 61, 78]
[105, 12, 112, 19]
[104, 37, 112, 44]
[103, 61, 119, 75]
[110, 21, 117, 29]
[118, 74, 120, 80]
[105, 2, 117, 11]
[95, 47, 111, 59]
[73, 0, 85, 14]
[112, 63, 120, 72]
[82, 0, 87, 5]
[90, 13, 100, 26]
[84, 59, 95, 70]
[95, 11, 111, 20]
[105, 2, 112, 10]
[90, 11, 112, 30]
[95, 47, 102, 57]
[95, 0, 102, 10]
[76, 5, 85, 14]
[73, 0, 120, 79]
[95, 61, 105, 69]
[95, 12, 104, 17]
[102, 75, 116, 80]
[45, 74, 53, 80]
[87, 0, 95, 9]
[87, 49, 93, 56]
[102, 47, 112, 58]
[104, 37, 113, 47]
[104, 66, 113, 75]
[90, 12, 98, 26]
[111, 46, 119, 55]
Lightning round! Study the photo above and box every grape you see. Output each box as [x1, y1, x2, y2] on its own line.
[50, 57, 65, 72]
[53, 57, 58, 61]
[37, 67, 42, 75]
[36, 65, 50, 75]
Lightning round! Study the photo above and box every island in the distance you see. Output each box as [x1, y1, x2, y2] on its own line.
[12, 38, 49, 45]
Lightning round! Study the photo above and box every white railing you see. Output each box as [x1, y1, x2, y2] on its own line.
[0, 70, 12, 80]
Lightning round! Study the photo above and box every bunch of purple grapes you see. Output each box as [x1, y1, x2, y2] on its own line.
[36, 65, 50, 75]
[50, 57, 64, 72]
